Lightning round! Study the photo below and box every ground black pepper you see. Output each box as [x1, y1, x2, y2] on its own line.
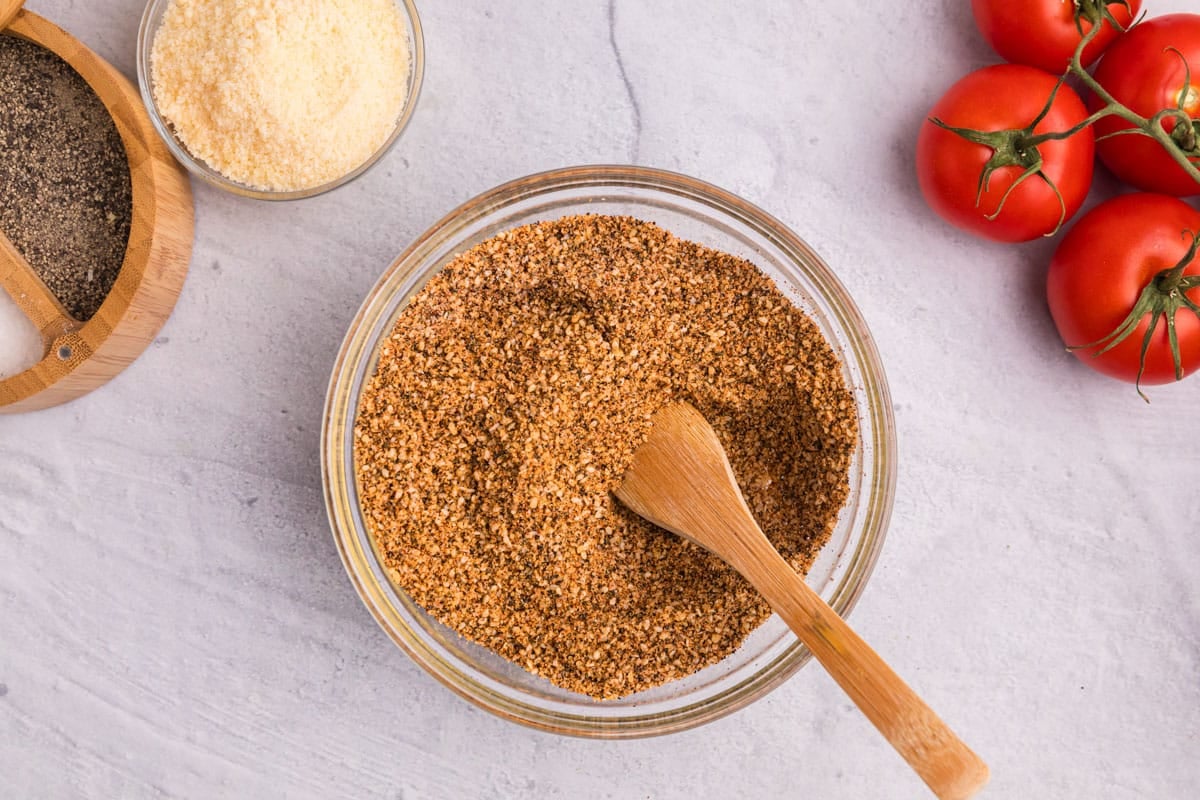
[355, 215, 859, 699]
[0, 34, 133, 321]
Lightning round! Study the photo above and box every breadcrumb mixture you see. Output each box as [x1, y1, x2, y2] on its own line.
[354, 215, 857, 699]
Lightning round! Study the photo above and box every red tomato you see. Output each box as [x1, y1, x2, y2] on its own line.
[1047, 193, 1200, 388]
[917, 65, 1094, 243]
[972, 0, 1142, 73]
[1090, 14, 1200, 197]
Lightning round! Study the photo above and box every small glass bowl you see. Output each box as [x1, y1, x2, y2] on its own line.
[135, 0, 424, 201]
[322, 166, 897, 738]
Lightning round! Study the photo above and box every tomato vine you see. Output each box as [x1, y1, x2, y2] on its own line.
[938, 3, 1200, 229]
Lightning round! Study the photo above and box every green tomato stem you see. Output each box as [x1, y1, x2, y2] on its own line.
[1066, 15, 1200, 186]
[926, 1, 1200, 397]
[933, 4, 1200, 200]
[1070, 233, 1200, 401]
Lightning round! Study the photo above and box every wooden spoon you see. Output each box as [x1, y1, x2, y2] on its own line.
[1, 0, 24, 30]
[615, 402, 989, 800]
[0, 229, 80, 343]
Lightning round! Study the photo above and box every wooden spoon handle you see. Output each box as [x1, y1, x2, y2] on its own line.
[614, 401, 985, 796]
[742, 542, 989, 800]
[1, 0, 24, 29]
[0, 230, 78, 341]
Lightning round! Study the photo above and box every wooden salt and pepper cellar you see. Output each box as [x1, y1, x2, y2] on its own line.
[0, 0, 192, 413]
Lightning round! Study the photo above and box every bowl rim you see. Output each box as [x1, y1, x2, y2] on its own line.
[135, 0, 425, 201]
[321, 164, 898, 737]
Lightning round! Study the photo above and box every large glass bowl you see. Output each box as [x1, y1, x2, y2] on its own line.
[322, 166, 897, 737]
[136, 0, 424, 200]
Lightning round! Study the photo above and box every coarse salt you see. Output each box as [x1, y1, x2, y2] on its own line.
[0, 287, 44, 379]
[150, 0, 412, 192]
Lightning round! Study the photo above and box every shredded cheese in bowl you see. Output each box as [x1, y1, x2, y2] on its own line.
[150, 0, 412, 192]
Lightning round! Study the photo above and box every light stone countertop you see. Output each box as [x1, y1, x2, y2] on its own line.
[3, 1, 1198, 798]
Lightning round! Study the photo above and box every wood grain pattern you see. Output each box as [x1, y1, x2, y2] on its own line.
[0, 5, 192, 413]
[616, 402, 989, 800]
[0, 0, 22, 30]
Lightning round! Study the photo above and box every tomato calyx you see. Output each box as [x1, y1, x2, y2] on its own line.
[1169, 117, 1200, 158]
[1072, 0, 1138, 35]
[1169, 115, 1198, 148]
[929, 80, 1075, 233]
[1069, 230, 1200, 401]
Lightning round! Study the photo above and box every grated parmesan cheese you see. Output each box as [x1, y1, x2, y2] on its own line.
[150, 0, 412, 192]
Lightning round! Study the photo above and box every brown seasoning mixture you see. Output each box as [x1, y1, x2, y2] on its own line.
[0, 34, 133, 321]
[354, 215, 857, 699]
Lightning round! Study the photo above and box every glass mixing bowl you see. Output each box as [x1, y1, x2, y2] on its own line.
[322, 165, 897, 737]
[136, 0, 424, 200]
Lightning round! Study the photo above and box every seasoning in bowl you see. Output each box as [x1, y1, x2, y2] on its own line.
[0, 34, 133, 322]
[354, 215, 858, 700]
[149, 0, 412, 192]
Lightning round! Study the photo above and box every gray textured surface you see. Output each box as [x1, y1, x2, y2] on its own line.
[3, 1, 1199, 798]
